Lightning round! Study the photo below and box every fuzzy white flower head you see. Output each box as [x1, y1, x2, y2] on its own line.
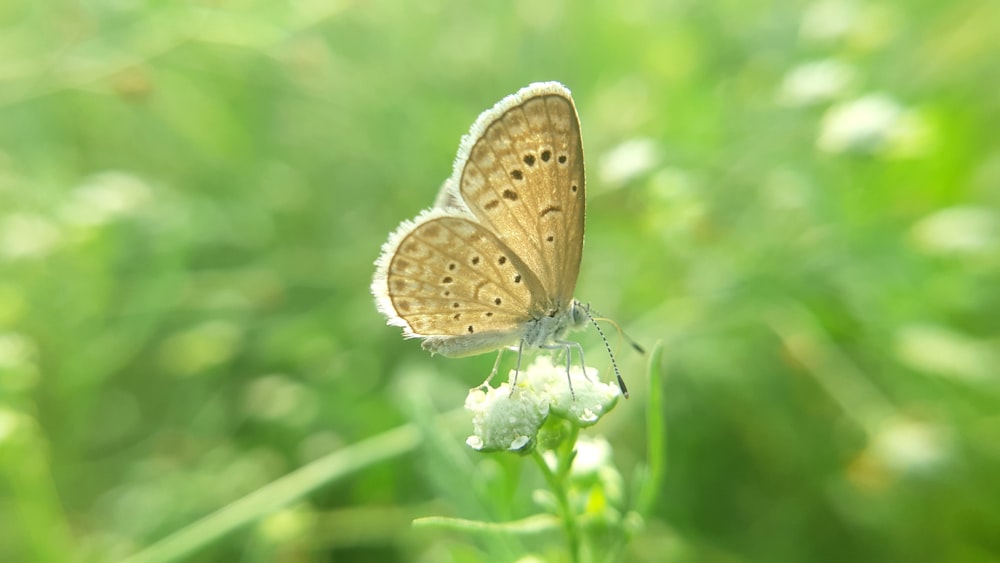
[0, 213, 61, 260]
[871, 417, 952, 474]
[569, 435, 614, 476]
[777, 59, 856, 106]
[526, 356, 622, 427]
[801, 0, 858, 43]
[465, 356, 622, 452]
[817, 93, 933, 157]
[60, 171, 152, 227]
[599, 138, 660, 186]
[465, 382, 549, 453]
[818, 94, 902, 154]
[910, 206, 997, 257]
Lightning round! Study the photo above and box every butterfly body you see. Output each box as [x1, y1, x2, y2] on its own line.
[373, 82, 590, 362]
[419, 300, 585, 358]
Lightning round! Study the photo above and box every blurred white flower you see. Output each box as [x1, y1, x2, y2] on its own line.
[599, 138, 660, 187]
[0, 331, 40, 391]
[871, 417, 952, 475]
[817, 94, 932, 156]
[895, 323, 996, 384]
[0, 407, 25, 444]
[59, 171, 152, 227]
[801, 0, 858, 42]
[571, 435, 613, 476]
[818, 94, 899, 153]
[541, 434, 625, 507]
[157, 320, 244, 377]
[800, 0, 897, 50]
[777, 59, 856, 106]
[910, 206, 997, 257]
[0, 331, 36, 370]
[243, 375, 318, 426]
[0, 213, 62, 260]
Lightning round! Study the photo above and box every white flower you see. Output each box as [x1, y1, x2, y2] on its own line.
[871, 417, 952, 474]
[801, 0, 897, 50]
[465, 383, 549, 452]
[777, 59, 855, 106]
[801, 0, 858, 42]
[0, 408, 24, 445]
[910, 206, 997, 257]
[526, 356, 622, 427]
[0, 213, 62, 260]
[465, 356, 622, 452]
[571, 435, 613, 476]
[599, 138, 660, 186]
[894, 324, 995, 384]
[817, 94, 933, 157]
[59, 171, 152, 227]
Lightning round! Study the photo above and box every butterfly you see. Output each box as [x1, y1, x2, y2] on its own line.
[372, 82, 628, 397]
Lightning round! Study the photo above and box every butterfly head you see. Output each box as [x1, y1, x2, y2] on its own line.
[568, 299, 591, 331]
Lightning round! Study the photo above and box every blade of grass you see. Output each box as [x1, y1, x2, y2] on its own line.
[122, 423, 422, 563]
[635, 341, 665, 517]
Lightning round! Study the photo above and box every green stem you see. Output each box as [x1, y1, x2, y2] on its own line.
[532, 425, 581, 563]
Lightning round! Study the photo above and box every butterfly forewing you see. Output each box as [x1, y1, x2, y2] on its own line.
[383, 215, 540, 338]
[458, 87, 585, 310]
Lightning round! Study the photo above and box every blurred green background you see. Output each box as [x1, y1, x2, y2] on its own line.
[2, 0, 999, 561]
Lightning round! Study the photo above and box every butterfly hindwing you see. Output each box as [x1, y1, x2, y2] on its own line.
[375, 212, 550, 355]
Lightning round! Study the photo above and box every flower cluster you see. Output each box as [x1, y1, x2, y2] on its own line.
[465, 356, 622, 452]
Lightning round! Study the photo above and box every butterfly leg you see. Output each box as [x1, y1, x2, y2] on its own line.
[541, 341, 578, 400]
[506, 339, 526, 397]
[558, 339, 594, 384]
[475, 348, 506, 391]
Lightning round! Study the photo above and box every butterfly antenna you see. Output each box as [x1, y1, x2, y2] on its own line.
[582, 306, 629, 399]
[593, 316, 646, 355]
